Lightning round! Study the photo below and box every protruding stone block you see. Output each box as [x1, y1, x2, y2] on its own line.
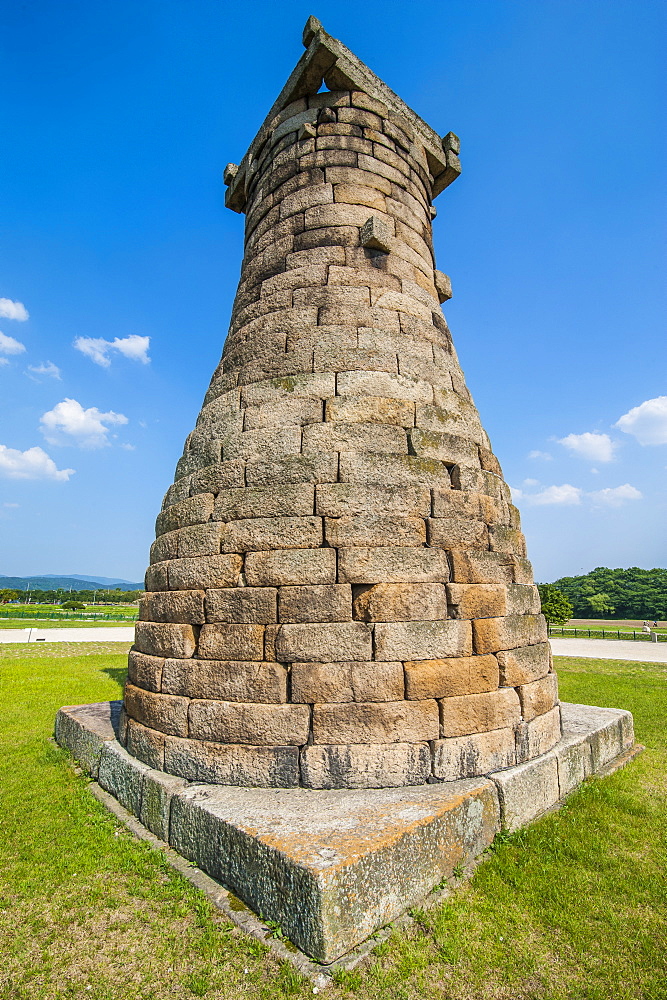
[124, 683, 190, 738]
[359, 215, 392, 252]
[206, 587, 277, 624]
[517, 673, 559, 721]
[245, 548, 337, 586]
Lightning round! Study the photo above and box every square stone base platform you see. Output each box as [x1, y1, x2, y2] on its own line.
[55, 700, 637, 964]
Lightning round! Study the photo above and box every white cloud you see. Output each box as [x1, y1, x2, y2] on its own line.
[557, 431, 615, 463]
[615, 396, 667, 446]
[120, 442, 136, 450]
[526, 483, 583, 506]
[3, 502, 20, 508]
[0, 445, 74, 481]
[27, 361, 61, 380]
[0, 358, 8, 367]
[40, 397, 128, 449]
[0, 331, 26, 355]
[589, 484, 643, 507]
[0, 298, 29, 321]
[74, 334, 151, 367]
[528, 450, 552, 460]
[522, 478, 540, 487]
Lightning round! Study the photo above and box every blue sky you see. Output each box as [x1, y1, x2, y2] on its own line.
[0, 0, 664, 583]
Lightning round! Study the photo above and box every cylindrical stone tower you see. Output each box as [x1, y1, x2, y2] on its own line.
[121, 18, 560, 789]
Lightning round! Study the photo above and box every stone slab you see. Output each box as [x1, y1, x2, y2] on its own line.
[55, 697, 638, 965]
[169, 778, 499, 962]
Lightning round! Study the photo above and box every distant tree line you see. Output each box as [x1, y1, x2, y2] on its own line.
[0, 588, 143, 604]
[541, 567, 667, 620]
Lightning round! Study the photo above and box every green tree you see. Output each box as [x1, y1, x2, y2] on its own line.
[537, 585, 573, 625]
[586, 593, 615, 615]
[61, 600, 86, 610]
[0, 589, 19, 603]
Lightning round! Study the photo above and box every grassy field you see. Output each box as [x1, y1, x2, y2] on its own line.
[0, 619, 135, 630]
[0, 643, 665, 999]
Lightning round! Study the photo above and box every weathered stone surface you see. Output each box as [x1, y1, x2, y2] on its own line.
[198, 624, 266, 661]
[213, 485, 315, 521]
[302, 421, 406, 454]
[433, 726, 516, 780]
[560, 702, 625, 770]
[156, 494, 214, 535]
[492, 753, 560, 832]
[245, 547, 336, 585]
[446, 583, 507, 619]
[140, 590, 206, 625]
[427, 516, 488, 548]
[448, 549, 515, 585]
[472, 614, 548, 654]
[496, 642, 551, 686]
[161, 657, 287, 703]
[127, 651, 164, 693]
[125, 717, 165, 769]
[313, 700, 438, 744]
[515, 706, 562, 762]
[405, 654, 499, 700]
[315, 483, 430, 517]
[324, 514, 425, 548]
[134, 622, 197, 659]
[291, 661, 404, 703]
[124, 683, 190, 737]
[301, 742, 431, 788]
[164, 736, 300, 787]
[98, 741, 151, 816]
[517, 673, 559, 721]
[206, 587, 277, 624]
[339, 451, 450, 487]
[353, 582, 447, 622]
[325, 395, 415, 427]
[188, 700, 310, 745]
[169, 778, 500, 961]
[338, 546, 449, 584]
[140, 768, 188, 840]
[54, 701, 120, 778]
[245, 453, 339, 487]
[439, 688, 521, 738]
[375, 620, 472, 661]
[176, 523, 224, 558]
[168, 555, 242, 591]
[278, 584, 352, 623]
[221, 516, 322, 552]
[275, 621, 373, 661]
[553, 731, 593, 797]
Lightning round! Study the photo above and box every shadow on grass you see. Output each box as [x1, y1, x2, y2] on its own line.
[102, 666, 127, 687]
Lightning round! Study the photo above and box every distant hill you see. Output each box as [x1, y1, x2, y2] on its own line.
[0, 574, 143, 592]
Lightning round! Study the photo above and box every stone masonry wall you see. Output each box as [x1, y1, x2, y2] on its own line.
[121, 87, 560, 788]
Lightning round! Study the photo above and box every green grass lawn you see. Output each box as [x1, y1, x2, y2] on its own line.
[0, 644, 665, 999]
[0, 619, 135, 629]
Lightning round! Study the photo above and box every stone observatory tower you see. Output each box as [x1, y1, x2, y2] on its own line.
[121, 16, 560, 790]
